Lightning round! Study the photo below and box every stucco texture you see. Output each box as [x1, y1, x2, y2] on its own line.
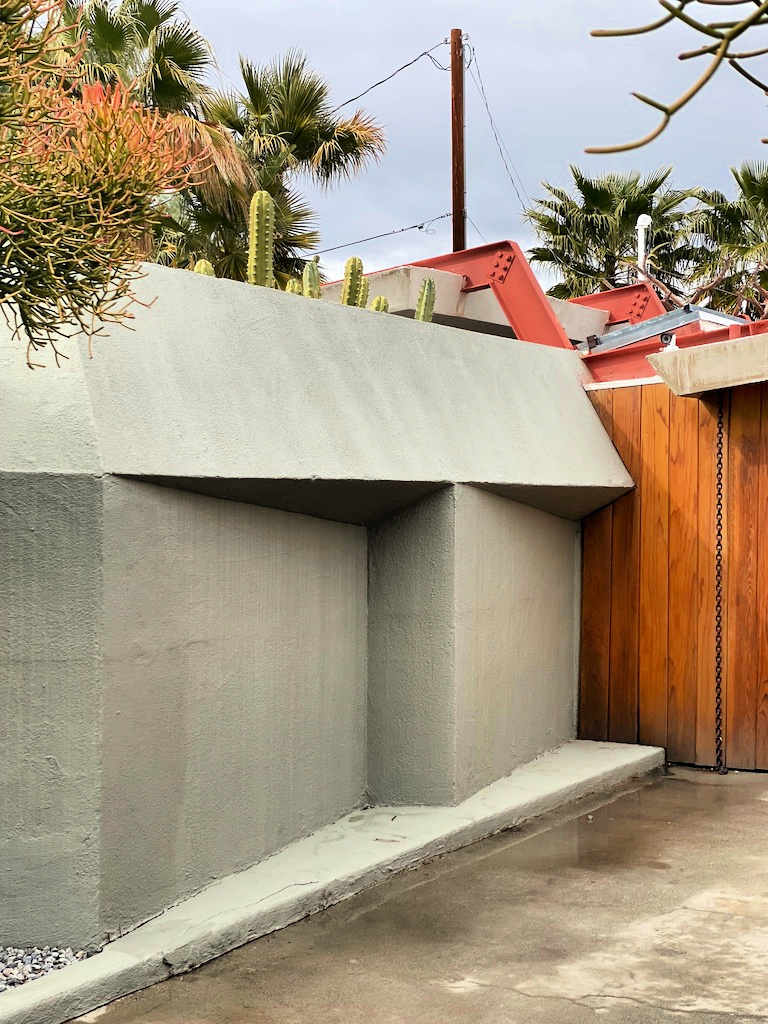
[454, 487, 579, 799]
[98, 478, 367, 937]
[368, 486, 579, 807]
[368, 488, 458, 806]
[1, 263, 631, 948]
[1, 264, 632, 521]
[0, 473, 367, 947]
[0, 473, 103, 948]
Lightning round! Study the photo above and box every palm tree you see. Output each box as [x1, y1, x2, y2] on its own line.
[62, 0, 245, 198]
[688, 162, 768, 319]
[153, 178, 320, 284]
[154, 50, 385, 281]
[525, 166, 696, 300]
[205, 51, 385, 188]
[64, 0, 212, 109]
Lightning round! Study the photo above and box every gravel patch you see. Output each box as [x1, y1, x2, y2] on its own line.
[0, 947, 90, 992]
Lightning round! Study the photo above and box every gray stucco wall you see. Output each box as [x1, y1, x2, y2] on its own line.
[367, 485, 580, 808]
[453, 487, 579, 801]
[1, 263, 629, 947]
[1, 265, 632, 523]
[0, 470, 367, 947]
[367, 488, 457, 806]
[98, 479, 367, 936]
[0, 474, 103, 948]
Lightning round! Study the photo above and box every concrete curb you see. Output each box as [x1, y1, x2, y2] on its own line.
[1, 741, 664, 1024]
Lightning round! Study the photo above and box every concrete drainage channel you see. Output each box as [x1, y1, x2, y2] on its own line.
[0, 741, 664, 1024]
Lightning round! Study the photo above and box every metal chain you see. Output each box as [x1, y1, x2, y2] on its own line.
[715, 392, 727, 775]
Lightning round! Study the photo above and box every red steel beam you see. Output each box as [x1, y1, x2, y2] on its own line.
[410, 241, 572, 349]
[569, 283, 666, 327]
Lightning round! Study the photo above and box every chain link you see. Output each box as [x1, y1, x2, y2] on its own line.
[715, 392, 727, 775]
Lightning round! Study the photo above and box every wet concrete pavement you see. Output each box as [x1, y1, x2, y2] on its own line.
[75, 767, 768, 1023]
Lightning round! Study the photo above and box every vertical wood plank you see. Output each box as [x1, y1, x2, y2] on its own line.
[755, 383, 768, 767]
[667, 393, 699, 763]
[579, 390, 614, 741]
[726, 384, 761, 770]
[695, 398, 720, 766]
[608, 385, 642, 743]
[638, 384, 670, 749]
[590, 388, 614, 435]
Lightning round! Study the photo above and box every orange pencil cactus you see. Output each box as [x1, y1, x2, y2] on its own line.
[0, 0, 205, 366]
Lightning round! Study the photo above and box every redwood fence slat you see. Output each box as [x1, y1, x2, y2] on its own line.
[608, 385, 642, 743]
[726, 384, 761, 770]
[579, 380, 767, 769]
[638, 384, 670, 749]
[757, 382, 768, 769]
[695, 398, 720, 767]
[667, 393, 699, 764]
[579, 390, 614, 741]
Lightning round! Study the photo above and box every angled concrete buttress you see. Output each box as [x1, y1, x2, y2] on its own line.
[368, 485, 579, 805]
[0, 264, 633, 950]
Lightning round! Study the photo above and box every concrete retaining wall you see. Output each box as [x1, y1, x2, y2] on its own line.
[368, 486, 579, 806]
[368, 488, 458, 806]
[453, 488, 579, 799]
[1, 264, 633, 948]
[0, 473, 103, 949]
[1, 476, 367, 948]
[98, 479, 367, 939]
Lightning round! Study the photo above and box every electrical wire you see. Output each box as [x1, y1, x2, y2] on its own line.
[334, 39, 449, 110]
[465, 43, 528, 213]
[465, 39, 575, 282]
[467, 213, 487, 243]
[477, 58, 534, 211]
[311, 213, 452, 256]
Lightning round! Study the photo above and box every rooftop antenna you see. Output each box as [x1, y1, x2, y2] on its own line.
[451, 28, 466, 252]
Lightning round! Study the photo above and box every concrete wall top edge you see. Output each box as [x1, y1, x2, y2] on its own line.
[1, 265, 632, 500]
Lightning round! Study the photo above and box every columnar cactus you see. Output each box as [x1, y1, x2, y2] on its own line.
[370, 295, 389, 312]
[303, 257, 322, 299]
[193, 259, 216, 277]
[356, 276, 370, 309]
[340, 256, 364, 306]
[247, 191, 275, 289]
[285, 279, 303, 294]
[415, 277, 436, 323]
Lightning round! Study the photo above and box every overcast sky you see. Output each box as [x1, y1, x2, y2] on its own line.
[183, 0, 767, 279]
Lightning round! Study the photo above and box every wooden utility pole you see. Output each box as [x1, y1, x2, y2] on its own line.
[450, 28, 466, 252]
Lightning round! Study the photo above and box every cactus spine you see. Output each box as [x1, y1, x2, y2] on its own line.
[356, 276, 369, 309]
[340, 256, 364, 306]
[303, 257, 322, 299]
[370, 295, 389, 312]
[415, 277, 436, 323]
[193, 259, 216, 277]
[247, 191, 275, 289]
[285, 279, 302, 294]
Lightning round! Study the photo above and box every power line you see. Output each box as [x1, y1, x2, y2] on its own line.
[472, 49, 535, 210]
[334, 39, 449, 110]
[467, 213, 487, 244]
[465, 44, 528, 214]
[311, 213, 452, 256]
[465, 39, 574, 281]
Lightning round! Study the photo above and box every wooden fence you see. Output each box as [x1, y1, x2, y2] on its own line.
[579, 381, 768, 770]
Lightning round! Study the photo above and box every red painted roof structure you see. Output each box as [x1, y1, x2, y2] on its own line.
[400, 241, 767, 385]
